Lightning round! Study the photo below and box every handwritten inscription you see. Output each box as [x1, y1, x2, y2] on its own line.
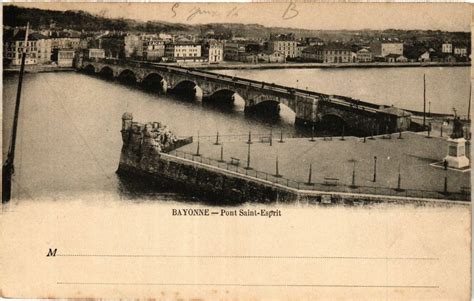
[282, 1, 299, 20]
[171, 3, 241, 21]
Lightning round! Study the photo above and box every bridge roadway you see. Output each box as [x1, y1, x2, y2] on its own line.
[79, 58, 412, 135]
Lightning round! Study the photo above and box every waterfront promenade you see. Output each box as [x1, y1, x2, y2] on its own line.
[174, 131, 470, 201]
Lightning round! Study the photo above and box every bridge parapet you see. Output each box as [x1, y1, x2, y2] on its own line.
[79, 59, 411, 135]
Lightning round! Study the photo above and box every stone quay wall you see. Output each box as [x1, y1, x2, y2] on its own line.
[117, 113, 467, 205]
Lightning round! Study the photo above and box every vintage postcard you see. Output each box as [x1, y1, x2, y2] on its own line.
[1, 2, 472, 300]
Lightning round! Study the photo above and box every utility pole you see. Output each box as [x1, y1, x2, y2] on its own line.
[3, 23, 29, 203]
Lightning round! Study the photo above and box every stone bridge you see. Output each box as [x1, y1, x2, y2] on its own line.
[78, 58, 412, 135]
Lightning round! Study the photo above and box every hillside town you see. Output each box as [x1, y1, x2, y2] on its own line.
[3, 24, 471, 69]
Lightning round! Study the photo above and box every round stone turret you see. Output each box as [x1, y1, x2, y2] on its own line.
[122, 112, 133, 131]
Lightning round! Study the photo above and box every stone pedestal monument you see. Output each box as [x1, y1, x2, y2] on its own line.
[444, 117, 470, 169]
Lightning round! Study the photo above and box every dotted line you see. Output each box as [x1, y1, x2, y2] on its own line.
[56, 254, 439, 260]
[56, 282, 438, 289]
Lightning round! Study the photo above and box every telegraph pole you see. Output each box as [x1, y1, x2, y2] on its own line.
[3, 23, 29, 203]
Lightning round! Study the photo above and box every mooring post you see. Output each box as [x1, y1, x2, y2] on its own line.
[340, 125, 345, 141]
[279, 130, 284, 143]
[214, 131, 220, 145]
[440, 125, 443, 137]
[247, 131, 252, 144]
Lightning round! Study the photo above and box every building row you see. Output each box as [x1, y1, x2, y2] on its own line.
[3, 28, 471, 66]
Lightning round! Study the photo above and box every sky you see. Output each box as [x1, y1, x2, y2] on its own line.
[7, 2, 472, 32]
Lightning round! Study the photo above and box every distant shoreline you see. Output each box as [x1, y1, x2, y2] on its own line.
[190, 61, 471, 70]
[3, 61, 470, 74]
[3, 66, 76, 74]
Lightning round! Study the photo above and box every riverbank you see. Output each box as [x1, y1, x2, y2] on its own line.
[185, 61, 470, 70]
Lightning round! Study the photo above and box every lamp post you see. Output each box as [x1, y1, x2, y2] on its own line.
[373, 156, 377, 182]
[396, 163, 402, 191]
[443, 159, 448, 194]
[270, 127, 273, 146]
[275, 155, 281, 177]
[214, 131, 220, 145]
[245, 142, 252, 170]
[351, 161, 357, 188]
[307, 163, 313, 185]
[195, 131, 201, 156]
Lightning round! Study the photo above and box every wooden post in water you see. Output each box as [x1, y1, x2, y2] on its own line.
[214, 131, 220, 145]
[247, 131, 252, 144]
[3, 23, 29, 203]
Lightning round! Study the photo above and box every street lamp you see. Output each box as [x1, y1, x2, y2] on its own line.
[373, 156, 377, 182]
[350, 161, 357, 188]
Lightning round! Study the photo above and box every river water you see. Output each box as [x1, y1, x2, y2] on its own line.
[2, 67, 470, 201]
[216, 66, 471, 115]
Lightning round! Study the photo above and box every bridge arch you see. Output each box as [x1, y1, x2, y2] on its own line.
[319, 113, 347, 135]
[117, 69, 137, 85]
[205, 89, 237, 103]
[83, 64, 96, 74]
[170, 80, 199, 101]
[245, 100, 281, 118]
[142, 72, 165, 92]
[98, 66, 114, 79]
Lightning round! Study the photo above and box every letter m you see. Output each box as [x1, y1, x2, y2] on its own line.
[47, 248, 57, 257]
